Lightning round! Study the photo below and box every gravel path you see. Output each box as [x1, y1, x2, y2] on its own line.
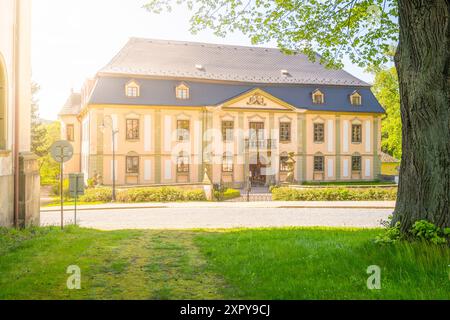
[40, 207, 393, 230]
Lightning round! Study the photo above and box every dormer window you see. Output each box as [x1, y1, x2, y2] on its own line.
[312, 89, 324, 104]
[176, 84, 190, 100]
[125, 80, 140, 97]
[350, 91, 362, 105]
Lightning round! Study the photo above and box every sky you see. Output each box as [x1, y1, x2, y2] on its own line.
[32, 0, 374, 120]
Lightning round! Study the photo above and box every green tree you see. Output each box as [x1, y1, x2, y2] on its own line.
[145, 0, 450, 231]
[372, 67, 401, 159]
[30, 82, 47, 158]
[38, 121, 61, 186]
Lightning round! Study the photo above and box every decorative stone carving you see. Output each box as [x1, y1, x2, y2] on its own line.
[247, 94, 267, 106]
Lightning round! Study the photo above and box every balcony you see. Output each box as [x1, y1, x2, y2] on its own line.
[244, 139, 277, 150]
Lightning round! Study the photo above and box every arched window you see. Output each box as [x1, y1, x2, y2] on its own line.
[279, 152, 290, 172]
[125, 80, 140, 97]
[312, 89, 324, 104]
[222, 152, 233, 172]
[176, 84, 190, 100]
[0, 56, 6, 150]
[177, 151, 190, 173]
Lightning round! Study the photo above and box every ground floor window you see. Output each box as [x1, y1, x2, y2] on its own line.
[280, 153, 290, 172]
[177, 152, 190, 173]
[352, 156, 362, 172]
[222, 153, 233, 172]
[314, 156, 324, 172]
[126, 156, 139, 174]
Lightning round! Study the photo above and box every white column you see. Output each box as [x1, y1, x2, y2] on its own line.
[164, 159, 172, 180]
[365, 120, 371, 153]
[144, 115, 152, 152]
[343, 120, 349, 153]
[365, 159, 371, 177]
[327, 158, 334, 178]
[327, 119, 334, 153]
[164, 115, 172, 152]
[343, 159, 349, 177]
[144, 159, 152, 180]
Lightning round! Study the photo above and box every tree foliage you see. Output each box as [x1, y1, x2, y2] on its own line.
[30, 82, 47, 158]
[144, 0, 398, 69]
[372, 67, 401, 159]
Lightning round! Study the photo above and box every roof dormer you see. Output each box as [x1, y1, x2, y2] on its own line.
[350, 90, 362, 105]
[312, 89, 324, 104]
[125, 80, 140, 98]
[176, 83, 190, 100]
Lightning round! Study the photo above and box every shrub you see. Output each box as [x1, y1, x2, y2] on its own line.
[78, 187, 112, 202]
[271, 187, 397, 201]
[375, 219, 449, 245]
[116, 187, 206, 203]
[50, 178, 71, 199]
[375, 221, 402, 244]
[410, 220, 448, 245]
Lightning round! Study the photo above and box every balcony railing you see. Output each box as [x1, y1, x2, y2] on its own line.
[244, 139, 277, 150]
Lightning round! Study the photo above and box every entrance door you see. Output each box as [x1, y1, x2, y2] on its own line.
[249, 122, 266, 186]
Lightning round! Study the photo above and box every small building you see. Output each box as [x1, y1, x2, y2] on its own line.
[380, 152, 400, 176]
[59, 38, 385, 188]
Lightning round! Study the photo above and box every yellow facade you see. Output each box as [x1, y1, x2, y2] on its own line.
[60, 89, 382, 187]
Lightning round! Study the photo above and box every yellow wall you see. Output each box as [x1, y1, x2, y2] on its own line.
[60, 90, 383, 186]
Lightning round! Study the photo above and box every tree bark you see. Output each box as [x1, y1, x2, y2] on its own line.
[393, 0, 450, 232]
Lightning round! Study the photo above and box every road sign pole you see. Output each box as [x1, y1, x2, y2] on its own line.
[74, 177, 77, 226]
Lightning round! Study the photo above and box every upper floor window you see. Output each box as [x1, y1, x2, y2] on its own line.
[126, 155, 139, 174]
[177, 152, 190, 173]
[312, 89, 324, 104]
[176, 84, 190, 100]
[126, 119, 139, 140]
[125, 81, 140, 97]
[222, 153, 233, 173]
[66, 124, 74, 142]
[350, 91, 362, 105]
[280, 152, 290, 172]
[177, 120, 190, 141]
[314, 155, 324, 172]
[279, 122, 291, 142]
[222, 121, 234, 142]
[352, 155, 362, 172]
[352, 124, 362, 143]
[314, 123, 325, 143]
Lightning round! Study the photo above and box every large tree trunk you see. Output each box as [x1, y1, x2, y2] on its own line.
[393, 0, 450, 232]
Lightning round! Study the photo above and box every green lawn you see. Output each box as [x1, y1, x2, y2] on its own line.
[301, 181, 396, 186]
[0, 226, 448, 300]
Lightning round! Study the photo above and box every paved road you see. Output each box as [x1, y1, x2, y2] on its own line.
[41, 207, 393, 230]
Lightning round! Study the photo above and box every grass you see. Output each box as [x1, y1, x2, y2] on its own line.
[44, 200, 106, 207]
[0, 226, 448, 300]
[301, 181, 396, 186]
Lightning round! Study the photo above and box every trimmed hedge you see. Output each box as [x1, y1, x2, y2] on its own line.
[271, 187, 397, 201]
[79, 188, 113, 202]
[116, 187, 206, 202]
[214, 188, 241, 201]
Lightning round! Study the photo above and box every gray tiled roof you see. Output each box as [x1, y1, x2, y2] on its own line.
[59, 91, 81, 116]
[380, 152, 400, 163]
[99, 38, 370, 86]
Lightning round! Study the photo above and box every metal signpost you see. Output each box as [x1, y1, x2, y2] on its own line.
[50, 140, 74, 230]
[69, 173, 85, 226]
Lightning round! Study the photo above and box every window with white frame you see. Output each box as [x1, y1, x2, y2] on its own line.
[125, 81, 140, 97]
[350, 92, 362, 105]
[312, 90, 324, 104]
[176, 84, 190, 100]
[222, 153, 233, 172]
[177, 151, 190, 173]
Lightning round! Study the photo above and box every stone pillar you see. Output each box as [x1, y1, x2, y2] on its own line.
[19, 152, 40, 227]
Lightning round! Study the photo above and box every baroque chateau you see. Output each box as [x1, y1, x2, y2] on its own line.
[59, 38, 385, 188]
